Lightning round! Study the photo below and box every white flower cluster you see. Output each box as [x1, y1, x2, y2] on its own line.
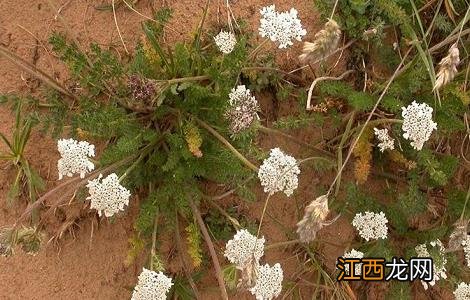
[352, 211, 388, 241]
[342, 248, 364, 275]
[415, 240, 447, 290]
[225, 85, 259, 134]
[259, 5, 306, 49]
[401, 101, 437, 151]
[249, 263, 284, 300]
[57, 138, 95, 180]
[258, 148, 300, 197]
[373, 128, 395, 152]
[224, 230, 284, 299]
[224, 229, 265, 268]
[454, 282, 470, 300]
[461, 235, 470, 267]
[131, 268, 173, 300]
[87, 173, 131, 217]
[214, 30, 237, 54]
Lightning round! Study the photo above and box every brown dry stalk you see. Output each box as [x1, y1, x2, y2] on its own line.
[188, 198, 229, 300]
[327, 47, 412, 198]
[13, 156, 134, 228]
[112, 0, 129, 54]
[306, 70, 354, 110]
[0, 45, 75, 102]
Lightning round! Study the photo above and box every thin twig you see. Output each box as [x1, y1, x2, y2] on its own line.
[195, 118, 259, 172]
[306, 70, 354, 110]
[13, 156, 135, 228]
[326, 48, 412, 197]
[188, 198, 229, 300]
[112, 0, 129, 54]
[0, 45, 75, 102]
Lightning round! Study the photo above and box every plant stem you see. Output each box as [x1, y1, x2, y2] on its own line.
[162, 75, 210, 84]
[249, 39, 269, 60]
[149, 210, 159, 271]
[188, 198, 229, 300]
[14, 156, 135, 228]
[335, 111, 355, 196]
[174, 212, 201, 299]
[203, 196, 241, 229]
[256, 194, 271, 238]
[265, 239, 300, 250]
[195, 118, 259, 172]
[460, 184, 470, 220]
[326, 48, 412, 197]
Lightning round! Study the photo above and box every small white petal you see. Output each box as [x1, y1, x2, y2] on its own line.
[131, 268, 173, 300]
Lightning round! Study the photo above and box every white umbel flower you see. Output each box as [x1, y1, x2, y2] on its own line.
[57, 138, 95, 180]
[352, 211, 388, 241]
[373, 128, 395, 152]
[415, 240, 447, 290]
[249, 263, 283, 300]
[131, 268, 173, 300]
[86, 173, 131, 217]
[342, 248, 364, 275]
[258, 148, 300, 197]
[225, 85, 259, 134]
[454, 282, 470, 300]
[401, 101, 437, 151]
[214, 30, 237, 54]
[461, 235, 470, 267]
[259, 5, 306, 49]
[224, 229, 265, 268]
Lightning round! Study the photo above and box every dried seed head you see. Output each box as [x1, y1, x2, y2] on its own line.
[237, 259, 260, 290]
[299, 19, 341, 64]
[296, 195, 332, 243]
[434, 43, 460, 91]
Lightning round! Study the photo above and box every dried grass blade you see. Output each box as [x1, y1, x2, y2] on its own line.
[0, 45, 75, 102]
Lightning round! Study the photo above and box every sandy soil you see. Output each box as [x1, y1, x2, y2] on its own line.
[0, 1, 453, 300]
[0, 1, 333, 299]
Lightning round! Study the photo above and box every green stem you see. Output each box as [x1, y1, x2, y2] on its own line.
[248, 39, 269, 60]
[335, 112, 355, 197]
[161, 75, 209, 84]
[119, 136, 163, 181]
[265, 239, 300, 250]
[149, 210, 159, 271]
[256, 194, 271, 238]
[195, 118, 259, 172]
[460, 184, 470, 220]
